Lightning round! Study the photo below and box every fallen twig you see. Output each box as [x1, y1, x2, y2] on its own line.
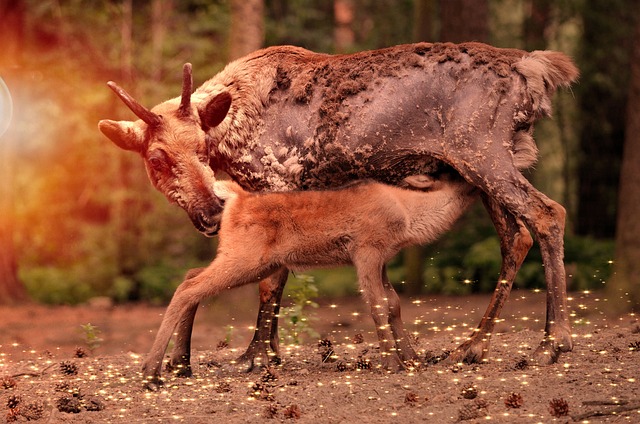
[572, 402, 640, 421]
[11, 363, 57, 378]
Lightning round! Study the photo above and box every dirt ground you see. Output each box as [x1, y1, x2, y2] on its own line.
[1, 287, 639, 423]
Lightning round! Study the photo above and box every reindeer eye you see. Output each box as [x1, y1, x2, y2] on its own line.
[148, 157, 165, 171]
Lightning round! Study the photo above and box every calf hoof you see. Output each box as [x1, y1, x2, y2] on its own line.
[448, 339, 490, 365]
[143, 377, 164, 392]
[381, 353, 406, 372]
[531, 333, 573, 365]
[165, 361, 193, 378]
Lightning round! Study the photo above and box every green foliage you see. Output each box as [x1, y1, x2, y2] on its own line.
[21, 266, 96, 305]
[280, 274, 320, 345]
[79, 323, 103, 352]
[5, 0, 622, 306]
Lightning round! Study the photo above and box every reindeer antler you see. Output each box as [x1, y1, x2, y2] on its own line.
[107, 81, 161, 127]
[178, 63, 193, 117]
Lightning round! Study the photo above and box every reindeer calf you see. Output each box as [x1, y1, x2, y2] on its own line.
[142, 174, 477, 386]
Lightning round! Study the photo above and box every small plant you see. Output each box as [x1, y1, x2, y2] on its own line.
[279, 274, 319, 345]
[80, 323, 103, 352]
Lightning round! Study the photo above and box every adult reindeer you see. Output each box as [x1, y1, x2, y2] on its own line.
[99, 42, 578, 376]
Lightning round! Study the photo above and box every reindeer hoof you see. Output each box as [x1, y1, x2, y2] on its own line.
[143, 377, 164, 392]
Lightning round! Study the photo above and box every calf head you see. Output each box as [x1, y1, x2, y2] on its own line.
[98, 64, 232, 236]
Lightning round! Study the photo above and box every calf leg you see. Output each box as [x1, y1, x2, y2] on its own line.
[355, 254, 405, 372]
[142, 257, 279, 389]
[381, 265, 418, 363]
[235, 268, 288, 371]
[449, 194, 532, 364]
[166, 267, 205, 378]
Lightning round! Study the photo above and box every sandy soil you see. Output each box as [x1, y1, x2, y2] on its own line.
[1, 288, 639, 423]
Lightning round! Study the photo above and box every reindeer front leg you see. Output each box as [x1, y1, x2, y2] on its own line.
[448, 194, 532, 364]
[234, 268, 288, 371]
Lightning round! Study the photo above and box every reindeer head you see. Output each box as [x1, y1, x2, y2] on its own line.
[98, 64, 232, 236]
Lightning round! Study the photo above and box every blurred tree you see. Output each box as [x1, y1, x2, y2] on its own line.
[523, 0, 550, 50]
[230, 0, 264, 60]
[334, 0, 355, 52]
[440, 0, 488, 43]
[151, 0, 174, 83]
[413, 0, 436, 42]
[576, 0, 632, 238]
[0, 0, 27, 303]
[609, 5, 640, 311]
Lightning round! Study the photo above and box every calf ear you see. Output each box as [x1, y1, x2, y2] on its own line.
[98, 119, 146, 153]
[199, 92, 232, 129]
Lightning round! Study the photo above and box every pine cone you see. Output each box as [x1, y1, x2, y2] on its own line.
[505, 392, 523, 409]
[21, 401, 45, 421]
[60, 361, 78, 376]
[0, 376, 17, 390]
[6, 394, 21, 410]
[549, 398, 569, 417]
[283, 404, 301, 419]
[461, 384, 478, 399]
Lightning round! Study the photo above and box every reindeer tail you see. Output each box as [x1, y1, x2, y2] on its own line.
[514, 50, 579, 117]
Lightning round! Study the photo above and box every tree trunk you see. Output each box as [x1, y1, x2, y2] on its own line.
[334, 0, 355, 53]
[229, 0, 264, 61]
[439, 0, 488, 43]
[608, 9, 640, 311]
[151, 0, 174, 83]
[413, 0, 436, 42]
[575, 3, 630, 238]
[524, 0, 551, 51]
[0, 0, 27, 303]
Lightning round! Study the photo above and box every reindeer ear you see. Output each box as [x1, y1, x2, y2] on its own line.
[199, 92, 232, 129]
[98, 119, 146, 153]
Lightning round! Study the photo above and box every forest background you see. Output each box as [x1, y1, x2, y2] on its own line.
[0, 0, 638, 311]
